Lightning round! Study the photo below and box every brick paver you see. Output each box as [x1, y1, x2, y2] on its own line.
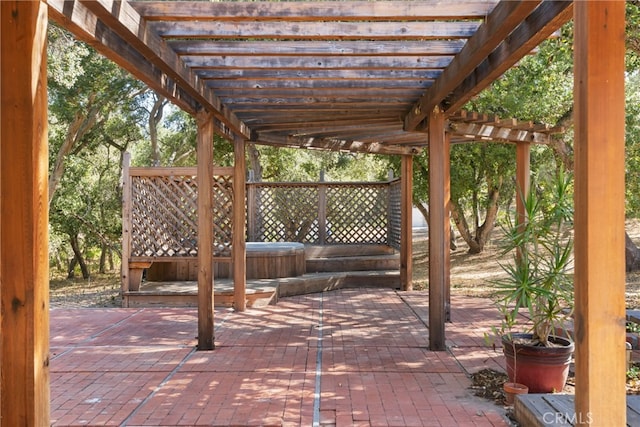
[50, 289, 511, 426]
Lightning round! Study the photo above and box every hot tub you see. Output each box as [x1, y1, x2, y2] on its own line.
[145, 242, 306, 281]
[245, 242, 306, 279]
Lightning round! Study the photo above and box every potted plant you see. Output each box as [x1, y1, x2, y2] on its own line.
[491, 169, 575, 394]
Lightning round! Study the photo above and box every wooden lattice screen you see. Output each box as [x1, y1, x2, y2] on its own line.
[127, 167, 234, 259]
[247, 180, 401, 246]
[388, 179, 402, 250]
[124, 165, 401, 264]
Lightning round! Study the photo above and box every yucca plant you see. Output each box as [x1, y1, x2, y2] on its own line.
[494, 168, 574, 347]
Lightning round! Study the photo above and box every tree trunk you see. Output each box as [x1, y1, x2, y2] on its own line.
[450, 185, 500, 254]
[99, 243, 107, 274]
[549, 107, 574, 172]
[108, 249, 114, 271]
[247, 143, 263, 181]
[149, 92, 167, 166]
[626, 231, 640, 272]
[69, 233, 90, 279]
[451, 198, 483, 253]
[67, 257, 77, 279]
[413, 199, 457, 250]
[473, 184, 501, 252]
[48, 97, 101, 204]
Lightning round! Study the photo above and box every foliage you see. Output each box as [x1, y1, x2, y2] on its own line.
[130, 106, 235, 168]
[254, 145, 388, 182]
[492, 169, 574, 347]
[48, 25, 146, 275]
[404, 24, 575, 253]
[626, 70, 640, 216]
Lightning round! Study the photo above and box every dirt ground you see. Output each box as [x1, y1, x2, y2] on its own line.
[414, 219, 640, 309]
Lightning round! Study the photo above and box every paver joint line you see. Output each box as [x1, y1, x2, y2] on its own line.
[50, 309, 145, 362]
[312, 291, 324, 427]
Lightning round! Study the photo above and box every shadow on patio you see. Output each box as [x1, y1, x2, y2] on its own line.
[50, 289, 510, 426]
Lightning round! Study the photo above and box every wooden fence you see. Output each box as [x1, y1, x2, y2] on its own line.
[247, 180, 402, 248]
[123, 163, 402, 265]
[125, 166, 234, 261]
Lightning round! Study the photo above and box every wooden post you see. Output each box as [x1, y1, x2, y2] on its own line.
[247, 170, 257, 242]
[574, 2, 626, 425]
[1, 1, 50, 424]
[515, 142, 531, 221]
[121, 152, 132, 304]
[515, 142, 531, 262]
[444, 133, 451, 322]
[400, 155, 413, 291]
[318, 170, 327, 244]
[196, 111, 215, 350]
[428, 107, 450, 351]
[233, 137, 247, 312]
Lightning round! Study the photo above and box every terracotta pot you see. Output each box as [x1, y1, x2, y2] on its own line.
[503, 382, 528, 405]
[502, 333, 574, 393]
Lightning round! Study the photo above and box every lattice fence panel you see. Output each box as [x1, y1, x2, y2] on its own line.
[388, 180, 402, 250]
[130, 174, 233, 257]
[326, 184, 389, 244]
[254, 185, 320, 243]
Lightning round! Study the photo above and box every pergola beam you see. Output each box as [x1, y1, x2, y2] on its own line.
[255, 134, 418, 156]
[447, 121, 553, 144]
[403, 1, 541, 130]
[48, 0, 200, 115]
[445, 1, 573, 114]
[133, 1, 499, 22]
[169, 40, 466, 57]
[49, 0, 250, 139]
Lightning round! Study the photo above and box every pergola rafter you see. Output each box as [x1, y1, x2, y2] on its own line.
[48, 0, 576, 155]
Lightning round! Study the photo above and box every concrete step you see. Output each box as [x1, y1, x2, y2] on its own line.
[306, 253, 400, 273]
[124, 270, 400, 308]
[304, 244, 396, 259]
[277, 270, 400, 298]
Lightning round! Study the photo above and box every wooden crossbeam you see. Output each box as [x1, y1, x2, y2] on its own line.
[208, 79, 433, 90]
[184, 55, 454, 70]
[404, 1, 542, 131]
[132, 1, 499, 21]
[445, 1, 573, 113]
[447, 121, 552, 144]
[256, 134, 418, 155]
[49, 0, 250, 139]
[169, 40, 466, 56]
[197, 69, 442, 80]
[151, 21, 480, 40]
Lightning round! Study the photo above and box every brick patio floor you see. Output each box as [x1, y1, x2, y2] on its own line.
[50, 289, 511, 426]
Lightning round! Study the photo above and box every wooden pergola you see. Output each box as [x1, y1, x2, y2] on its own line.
[0, 1, 626, 425]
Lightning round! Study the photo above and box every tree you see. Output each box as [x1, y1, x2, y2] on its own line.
[48, 25, 145, 277]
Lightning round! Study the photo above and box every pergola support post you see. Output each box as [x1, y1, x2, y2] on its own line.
[197, 111, 216, 350]
[233, 137, 247, 312]
[574, 1, 626, 425]
[0, 0, 51, 424]
[428, 107, 450, 351]
[400, 154, 413, 291]
[515, 142, 531, 259]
